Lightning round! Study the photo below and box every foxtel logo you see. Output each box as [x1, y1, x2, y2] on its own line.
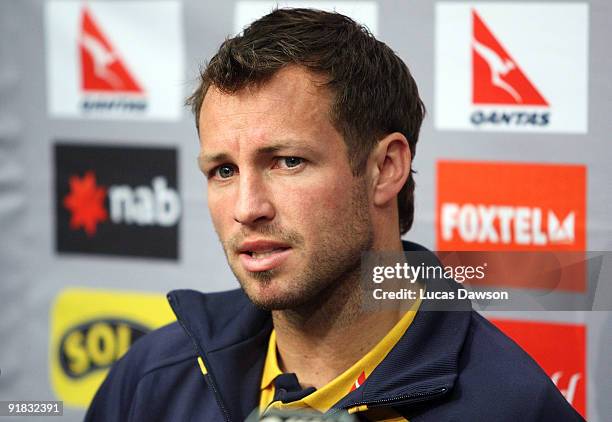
[441, 204, 575, 246]
[436, 160, 586, 253]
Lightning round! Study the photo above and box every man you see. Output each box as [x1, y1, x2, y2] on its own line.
[86, 8, 583, 421]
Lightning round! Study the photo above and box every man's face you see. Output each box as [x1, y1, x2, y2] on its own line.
[198, 66, 373, 310]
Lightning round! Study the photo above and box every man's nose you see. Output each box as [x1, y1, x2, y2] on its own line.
[233, 173, 275, 225]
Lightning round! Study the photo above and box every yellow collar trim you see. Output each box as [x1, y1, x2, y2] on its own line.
[260, 296, 422, 413]
[260, 329, 281, 389]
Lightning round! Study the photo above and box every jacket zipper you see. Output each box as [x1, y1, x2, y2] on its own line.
[329, 387, 449, 415]
[168, 296, 232, 422]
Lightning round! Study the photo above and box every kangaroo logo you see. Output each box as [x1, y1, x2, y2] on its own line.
[471, 9, 547, 106]
[79, 6, 142, 93]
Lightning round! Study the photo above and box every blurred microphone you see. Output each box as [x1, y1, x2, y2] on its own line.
[246, 408, 357, 422]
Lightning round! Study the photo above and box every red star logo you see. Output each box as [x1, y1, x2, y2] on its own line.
[63, 171, 108, 236]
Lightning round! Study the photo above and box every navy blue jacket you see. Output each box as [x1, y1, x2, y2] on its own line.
[85, 242, 584, 421]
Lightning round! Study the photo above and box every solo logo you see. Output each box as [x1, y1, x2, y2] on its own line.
[435, 3, 588, 133]
[45, 0, 184, 120]
[60, 319, 148, 378]
[437, 161, 586, 291]
[55, 143, 180, 259]
[50, 288, 176, 407]
[491, 319, 586, 418]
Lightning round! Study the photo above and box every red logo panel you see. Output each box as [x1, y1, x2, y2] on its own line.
[436, 161, 586, 291]
[491, 319, 586, 418]
[437, 161, 586, 252]
[79, 6, 143, 93]
[472, 9, 547, 106]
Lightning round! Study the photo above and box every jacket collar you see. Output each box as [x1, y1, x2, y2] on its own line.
[167, 241, 472, 421]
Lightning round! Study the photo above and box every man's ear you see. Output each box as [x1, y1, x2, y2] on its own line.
[369, 132, 411, 207]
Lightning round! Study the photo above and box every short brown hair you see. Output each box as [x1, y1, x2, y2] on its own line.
[187, 8, 425, 234]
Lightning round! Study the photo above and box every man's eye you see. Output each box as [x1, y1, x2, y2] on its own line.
[277, 157, 304, 169]
[213, 165, 235, 179]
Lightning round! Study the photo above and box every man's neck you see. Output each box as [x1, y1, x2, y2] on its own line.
[272, 239, 411, 390]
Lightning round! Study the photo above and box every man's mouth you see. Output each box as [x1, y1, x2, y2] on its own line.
[247, 247, 290, 259]
[237, 240, 292, 272]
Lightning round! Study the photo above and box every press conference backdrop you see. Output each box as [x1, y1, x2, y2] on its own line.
[0, 0, 610, 420]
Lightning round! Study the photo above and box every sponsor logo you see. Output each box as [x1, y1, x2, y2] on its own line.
[436, 161, 586, 291]
[50, 288, 176, 407]
[437, 161, 586, 251]
[350, 370, 367, 392]
[79, 5, 146, 112]
[471, 9, 547, 107]
[59, 319, 149, 379]
[491, 319, 586, 418]
[45, 0, 184, 120]
[440, 204, 576, 246]
[55, 143, 180, 259]
[435, 3, 588, 133]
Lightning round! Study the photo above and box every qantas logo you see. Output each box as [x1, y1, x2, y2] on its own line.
[78, 5, 147, 112]
[46, 1, 184, 120]
[472, 10, 547, 106]
[64, 172, 180, 236]
[79, 6, 142, 93]
[434, 3, 588, 133]
[441, 204, 575, 246]
[470, 8, 549, 127]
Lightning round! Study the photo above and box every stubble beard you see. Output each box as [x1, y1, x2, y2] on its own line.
[221, 180, 373, 312]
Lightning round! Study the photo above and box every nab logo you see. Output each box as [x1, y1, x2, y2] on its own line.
[63, 171, 108, 236]
[45, 0, 184, 120]
[491, 319, 586, 418]
[55, 143, 180, 260]
[64, 172, 180, 236]
[435, 3, 588, 133]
